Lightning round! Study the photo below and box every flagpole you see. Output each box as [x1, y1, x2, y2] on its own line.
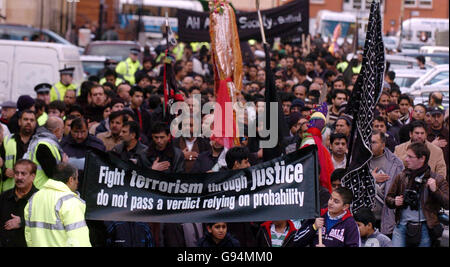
[256, 0, 267, 44]
[163, 11, 170, 122]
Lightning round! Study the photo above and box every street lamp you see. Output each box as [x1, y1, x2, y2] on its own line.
[98, 0, 105, 41]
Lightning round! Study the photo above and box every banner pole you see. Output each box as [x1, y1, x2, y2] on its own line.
[319, 227, 323, 245]
[256, 0, 267, 44]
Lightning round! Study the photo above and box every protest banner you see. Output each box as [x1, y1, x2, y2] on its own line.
[80, 145, 320, 223]
[176, 0, 309, 42]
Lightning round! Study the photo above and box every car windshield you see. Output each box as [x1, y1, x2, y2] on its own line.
[402, 43, 423, 50]
[425, 71, 449, 85]
[0, 26, 66, 43]
[82, 61, 105, 77]
[86, 44, 136, 61]
[396, 76, 419, 88]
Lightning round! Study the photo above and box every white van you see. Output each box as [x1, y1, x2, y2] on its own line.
[0, 40, 84, 103]
[314, 10, 358, 45]
[398, 18, 449, 45]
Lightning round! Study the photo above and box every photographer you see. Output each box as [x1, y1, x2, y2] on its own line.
[386, 142, 449, 247]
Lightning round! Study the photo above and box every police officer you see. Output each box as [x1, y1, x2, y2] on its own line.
[115, 48, 142, 85]
[24, 162, 91, 247]
[35, 83, 51, 106]
[50, 67, 77, 102]
[34, 83, 51, 126]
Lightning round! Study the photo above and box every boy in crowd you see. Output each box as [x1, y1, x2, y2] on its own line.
[293, 187, 360, 247]
[256, 220, 297, 247]
[197, 222, 240, 247]
[354, 208, 392, 247]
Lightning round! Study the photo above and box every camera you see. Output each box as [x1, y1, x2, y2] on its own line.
[403, 189, 420, 210]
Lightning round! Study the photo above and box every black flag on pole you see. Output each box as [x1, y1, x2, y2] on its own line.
[342, 0, 385, 212]
[263, 43, 290, 162]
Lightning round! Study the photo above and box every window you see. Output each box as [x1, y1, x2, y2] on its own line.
[404, 0, 417, 7]
[404, 0, 433, 7]
[353, 0, 362, 9]
[418, 0, 432, 8]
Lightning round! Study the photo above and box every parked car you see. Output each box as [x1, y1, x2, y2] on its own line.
[420, 46, 449, 54]
[0, 23, 84, 54]
[80, 55, 107, 79]
[386, 54, 433, 71]
[399, 41, 424, 54]
[408, 84, 449, 109]
[393, 68, 429, 93]
[398, 52, 449, 66]
[0, 40, 84, 103]
[407, 64, 450, 93]
[83, 41, 142, 62]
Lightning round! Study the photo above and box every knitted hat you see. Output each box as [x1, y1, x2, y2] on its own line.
[386, 103, 400, 113]
[17, 95, 35, 112]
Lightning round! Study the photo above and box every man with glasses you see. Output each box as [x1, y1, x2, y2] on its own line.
[386, 142, 448, 247]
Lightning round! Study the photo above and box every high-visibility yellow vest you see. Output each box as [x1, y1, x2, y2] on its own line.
[1, 134, 17, 193]
[173, 42, 185, 61]
[99, 77, 124, 87]
[37, 112, 48, 127]
[27, 140, 61, 189]
[115, 57, 142, 85]
[24, 179, 91, 247]
[352, 64, 362, 74]
[50, 82, 77, 102]
[337, 61, 349, 73]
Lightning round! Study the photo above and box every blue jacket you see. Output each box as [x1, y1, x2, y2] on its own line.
[293, 208, 361, 247]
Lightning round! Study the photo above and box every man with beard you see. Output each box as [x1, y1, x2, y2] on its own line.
[190, 134, 227, 173]
[96, 111, 128, 151]
[111, 121, 148, 167]
[398, 94, 412, 125]
[0, 110, 36, 193]
[372, 116, 399, 152]
[60, 117, 105, 189]
[394, 120, 447, 180]
[426, 107, 449, 180]
[84, 84, 107, 123]
[329, 133, 348, 170]
[386, 103, 402, 142]
[369, 131, 404, 238]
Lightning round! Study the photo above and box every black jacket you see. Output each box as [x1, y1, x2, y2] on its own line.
[197, 232, 240, 247]
[111, 141, 148, 168]
[190, 151, 218, 173]
[143, 141, 185, 173]
[0, 185, 38, 247]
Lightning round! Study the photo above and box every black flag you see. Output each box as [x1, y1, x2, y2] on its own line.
[263, 43, 290, 162]
[342, 0, 385, 212]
